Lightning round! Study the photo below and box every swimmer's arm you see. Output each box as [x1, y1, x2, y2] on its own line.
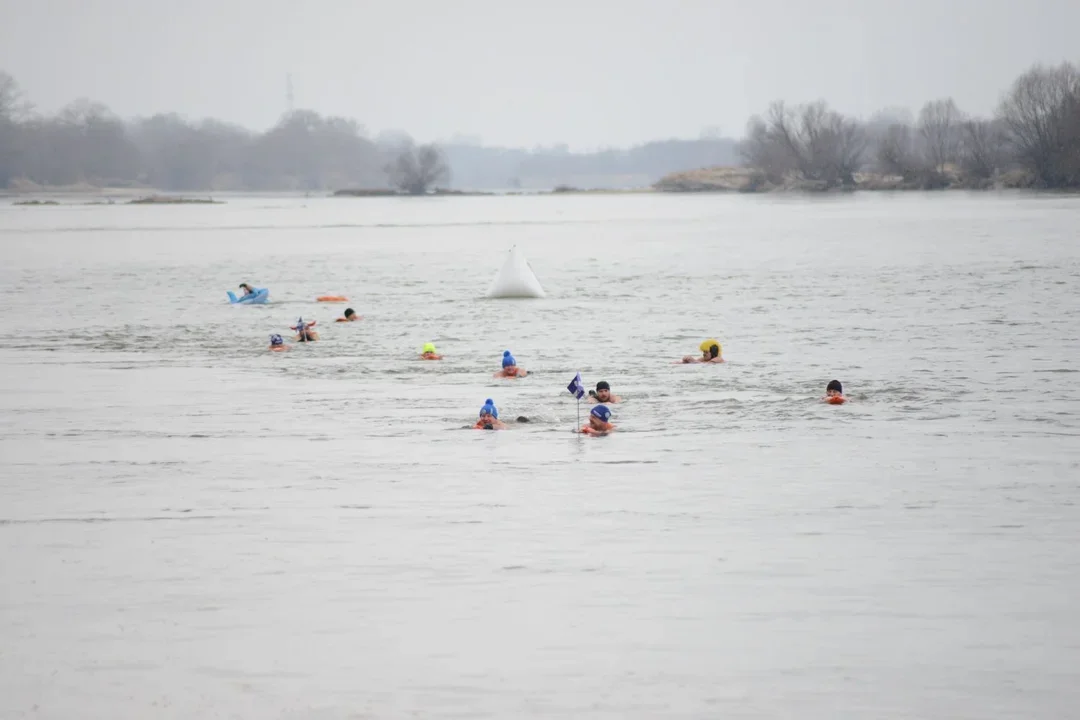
[494, 419, 508, 429]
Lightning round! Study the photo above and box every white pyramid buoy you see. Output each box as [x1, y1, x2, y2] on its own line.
[486, 246, 545, 298]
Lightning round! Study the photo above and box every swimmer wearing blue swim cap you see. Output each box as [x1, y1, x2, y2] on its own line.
[582, 404, 615, 435]
[475, 398, 506, 430]
[495, 350, 527, 378]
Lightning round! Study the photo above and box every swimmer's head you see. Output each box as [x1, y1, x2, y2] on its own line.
[239, 283, 251, 291]
[700, 339, 721, 359]
[826, 380, 843, 396]
[344, 308, 355, 319]
[590, 405, 612, 423]
[423, 342, 436, 354]
[269, 334, 284, 346]
[502, 350, 516, 368]
[595, 381, 611, 401]
[480, 398, 499, 419]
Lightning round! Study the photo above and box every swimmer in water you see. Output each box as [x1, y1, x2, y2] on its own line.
[581, 404, 615, 435]
[420, 342, 442, 360]
[239, 282, 256, 297]
[588, 380, 622, 404]
[682, 339, 724, 364]
[334, 308, 362, 322]
[268, 334, 290, 352]
[474, 398, 507, 430]
[292, 317, 320, 342]
[494, 350, 527, 378]
[824, 379, 846, 404]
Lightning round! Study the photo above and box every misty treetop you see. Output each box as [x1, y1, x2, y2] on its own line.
[738, 61, 1080, 190]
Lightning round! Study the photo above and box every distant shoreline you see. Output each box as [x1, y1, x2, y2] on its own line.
[6, 173, 1079, 205]
[9, 194, 224, 206]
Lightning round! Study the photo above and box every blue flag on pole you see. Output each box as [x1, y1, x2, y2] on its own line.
[567, 372, 585, 399]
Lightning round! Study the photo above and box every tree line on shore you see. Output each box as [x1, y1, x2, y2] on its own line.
[0, 70, 738, 194]
[0, 72, 448, 194]
[738, 61, 1080, 191]
[2, 61, 1077, 194]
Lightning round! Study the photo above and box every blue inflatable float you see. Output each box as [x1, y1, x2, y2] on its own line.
[227, 287, 269, 304]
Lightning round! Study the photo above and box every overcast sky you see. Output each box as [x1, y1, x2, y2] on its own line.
[2, 0, 1077, 150]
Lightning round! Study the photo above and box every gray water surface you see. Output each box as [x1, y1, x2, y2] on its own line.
[1, 192, 1079, 719]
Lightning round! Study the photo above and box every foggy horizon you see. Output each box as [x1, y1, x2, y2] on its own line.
[2, 0, 1078, 152]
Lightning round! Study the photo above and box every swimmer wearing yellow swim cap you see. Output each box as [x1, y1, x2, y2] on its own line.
[681, 339, 724, 364]
[420, 342, 442, 360]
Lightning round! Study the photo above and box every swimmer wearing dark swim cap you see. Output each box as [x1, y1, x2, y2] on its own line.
[824, 380, 846, 404]
[335, 308, 362, 322]
[588, 380, 622, 404]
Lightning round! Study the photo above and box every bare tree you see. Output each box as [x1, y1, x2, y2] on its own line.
[958, 119, 1006, 180]
[0, 70, 33, 187]
[0, 71, 32, 121]
[819, 110, 867, 185]
[738, 114, 793, 183]
[997, 62, 1080, 187]
[918, 98, 962, 175]
[875, 123, 920, 181]
[739, 100, 865, 187]
[385, 141, 450, 194]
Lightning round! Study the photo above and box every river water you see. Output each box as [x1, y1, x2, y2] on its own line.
[1, 192, 1079, 719]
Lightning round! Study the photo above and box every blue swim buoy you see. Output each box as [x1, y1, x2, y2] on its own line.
[227, 287, 269, 304]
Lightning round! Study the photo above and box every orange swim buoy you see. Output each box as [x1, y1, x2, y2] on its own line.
[826, 396, 846, 405]
[316, 295, 348, 302]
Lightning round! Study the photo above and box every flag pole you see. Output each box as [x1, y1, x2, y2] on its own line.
[576, 397, 580, 433]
